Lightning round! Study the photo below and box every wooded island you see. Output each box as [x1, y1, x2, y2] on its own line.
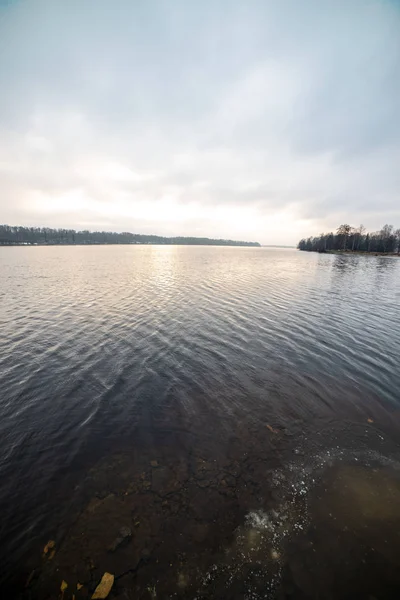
[298, 224, 400, 255]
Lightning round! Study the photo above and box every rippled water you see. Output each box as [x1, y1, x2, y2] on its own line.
[1, 246, 400, 598]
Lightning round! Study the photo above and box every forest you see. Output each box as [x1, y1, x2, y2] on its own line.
[0, 225, 260, 247]
[298, 224, 400, 254]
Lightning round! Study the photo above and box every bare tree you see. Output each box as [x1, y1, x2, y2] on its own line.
[395, 229, 400, 255]
[381, 224, 394, 253]
[336, 224, 352, 251]
[355, 224, 366, 250]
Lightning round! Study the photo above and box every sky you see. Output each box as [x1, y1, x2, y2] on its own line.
[0, 0, 399, 245]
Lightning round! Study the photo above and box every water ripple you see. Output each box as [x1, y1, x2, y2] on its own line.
[1, 246, 400, 589]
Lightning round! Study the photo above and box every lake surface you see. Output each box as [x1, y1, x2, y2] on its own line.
[1, 246, 400, 599]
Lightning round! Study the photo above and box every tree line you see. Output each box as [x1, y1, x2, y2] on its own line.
[298, 224, 400, 254]
[0, 225, 260, 247]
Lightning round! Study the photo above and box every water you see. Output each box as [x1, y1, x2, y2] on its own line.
[1, 246, 400, 599]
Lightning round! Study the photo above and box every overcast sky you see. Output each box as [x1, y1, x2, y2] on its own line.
[0, 0, 399, 244]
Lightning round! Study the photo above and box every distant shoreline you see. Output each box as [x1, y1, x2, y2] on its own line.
[0, 225, 260, 247]
[304, 249, 400, 257]
[0, 241, 261, 247]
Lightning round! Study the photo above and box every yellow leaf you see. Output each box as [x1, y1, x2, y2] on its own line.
[61, 580, 68, 591]
[77, 583, 83, 590]
[91, 572, 114, 599]
[43, 540, 55, 555]
[266, 424, 278, 434]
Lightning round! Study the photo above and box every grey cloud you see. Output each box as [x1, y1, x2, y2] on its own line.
[0, 0, 399, 244]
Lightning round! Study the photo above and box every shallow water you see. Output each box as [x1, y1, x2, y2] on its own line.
[1, 246, 400, 598]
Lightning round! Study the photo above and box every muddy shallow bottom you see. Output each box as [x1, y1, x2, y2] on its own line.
[17, 413, 400, 600]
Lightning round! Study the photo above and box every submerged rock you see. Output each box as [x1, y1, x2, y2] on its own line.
[108, 526, 132, 552]
[92, 572, 114, 599]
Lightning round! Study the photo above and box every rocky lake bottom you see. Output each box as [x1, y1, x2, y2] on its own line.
[18, 410, 400, 600]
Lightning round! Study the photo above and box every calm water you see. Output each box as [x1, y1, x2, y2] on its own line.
[1, 246, 400, 599]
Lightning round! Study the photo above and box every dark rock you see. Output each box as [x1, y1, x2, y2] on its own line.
[108, 527, 132, 552]
[141, 548, 151, 562]
[196, 479, 210, 488]
[151, 466, 178, 496]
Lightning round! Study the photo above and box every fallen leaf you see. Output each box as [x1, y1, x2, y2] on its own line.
[266, 424, 278, 434]
[43, 540, 55, 555]
[61, 580, 68, 592]
[48, 550, 56, 560]
[367, 418, 374, 424]
[92, 572, 114, 599]
[77, 583, 83, 590]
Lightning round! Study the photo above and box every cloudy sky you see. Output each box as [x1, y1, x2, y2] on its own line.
[0, 0, 399, 244]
